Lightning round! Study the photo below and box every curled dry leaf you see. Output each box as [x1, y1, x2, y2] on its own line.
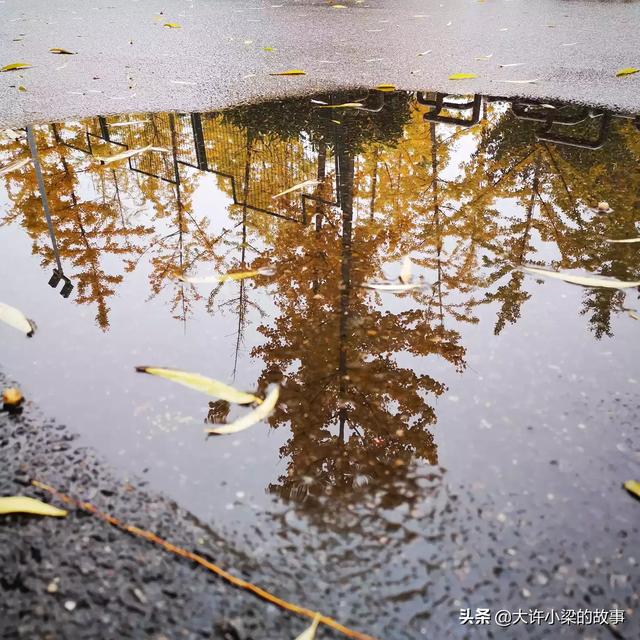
[616, 67, 639, 77]
[206, 385, 279, 435]
[1, 62, 33, 72]
[399, 256, 412, 284]
[0, 156, 31, 177]
[272, 179, 320, 198]
[294, 614, 321, 640]
[270, 69, 306, 76]
[2, 387, 23, 407]
[49, 48, 76, 55]
[519, 265, 640, 289]
[136, 366, 261, 405]
[606, 237, 640, 244]
[177, 267, 274, 284]
[623, 480, 640, 500]
[94, 145, 168, 164]
[449, 72, 477, 80]
[0, 496, 67, 517]
[0, 302, 36, 336]
[318, 102, 364, 109]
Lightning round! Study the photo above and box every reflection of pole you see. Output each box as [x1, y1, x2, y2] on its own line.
[27, 125, 63, 275]
[336, 137, 354, 443]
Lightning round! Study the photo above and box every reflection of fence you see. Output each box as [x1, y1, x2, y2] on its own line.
[46, 94, 640, 226]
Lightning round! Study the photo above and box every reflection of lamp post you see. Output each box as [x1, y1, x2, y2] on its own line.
[26, 125, 74, 299]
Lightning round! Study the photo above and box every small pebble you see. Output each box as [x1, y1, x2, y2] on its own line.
[46, 581, 59, 594]
[64, 600, 76, 612]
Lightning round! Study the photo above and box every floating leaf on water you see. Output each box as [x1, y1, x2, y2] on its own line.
[49, 48, 76, 55]
[272, 179, 320, 198]
[375, 84, 396, 92]
[136, 366, 261, 405]
[0, 496, 67, 517]
[399, 256, 412, 284]
[0, 302, 36, 336]
[163, 22, 182, 28]
[519, 265, 640, 289]
[616, 67, 639, 77]
[0, 156, 31, 177]
[93, 145, 168, 164]
[293, 614, 321, 640]
[110, 120, 150, 128]
[1, 62, 33, 72]
[2, 387, 23, 407]
[206, 385, 279, 435]
[362, 281, 430, 292]
[270, 69, 306, 76]
[623, 480, 640, 499]
[177, 267, 274, 284]
[606, 237, 640, 244]
[449, 72, 477, 80]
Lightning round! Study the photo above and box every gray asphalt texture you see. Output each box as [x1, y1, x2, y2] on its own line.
[0, 371, 320, 640]
[1, 0, 640, 128]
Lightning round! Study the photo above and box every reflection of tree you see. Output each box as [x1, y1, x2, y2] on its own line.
[246, 102, 467, 515]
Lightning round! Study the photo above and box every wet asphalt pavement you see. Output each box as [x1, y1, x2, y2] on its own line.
[1, 0, 640, 128]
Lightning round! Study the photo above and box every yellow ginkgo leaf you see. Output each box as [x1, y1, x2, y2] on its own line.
[272, 179, 320, 198]
[270, 69, 306, 76]
[2, 387, 23, 407]
[206, 385, 279, 435]
[449, 72, 477, 80]
[1, 62, 33, 72]
[0, 496, 67, 517]
[623, 480, 640, 499]
[136, 366, 261, 405]
[375, 84, 396, 92]
[163, 22, 182, 28]
[49, 48, 75, 55]
[616, 67, 639, 77]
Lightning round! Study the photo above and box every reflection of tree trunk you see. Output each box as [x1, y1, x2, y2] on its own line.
[336, 139, 354, 443]
[430, 123, 444, 326]
[518, 153, 541, 262]
[232, 130, 254, 379]
[169, 114, 187, 329]
[369, 147, 379, 220]
[314, 141, 327, 232]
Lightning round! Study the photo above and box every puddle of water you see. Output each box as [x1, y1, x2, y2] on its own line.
[1, 91, 639, 637]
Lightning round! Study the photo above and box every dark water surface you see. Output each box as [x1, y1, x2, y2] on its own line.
[1, 91, 639, 638]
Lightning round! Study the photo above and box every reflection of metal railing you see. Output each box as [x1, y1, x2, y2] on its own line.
[416, 92, 482, 128]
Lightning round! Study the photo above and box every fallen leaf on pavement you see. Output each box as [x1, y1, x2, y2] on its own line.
[1, 62, 32, 72]
[616, 67, 639, 77]
[49, 48, 76, 55]
[0, 496, 67, 517]
[449, 72, 477, 80]
[623, 480, 640, 500]
[270, 69, 306, 76]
